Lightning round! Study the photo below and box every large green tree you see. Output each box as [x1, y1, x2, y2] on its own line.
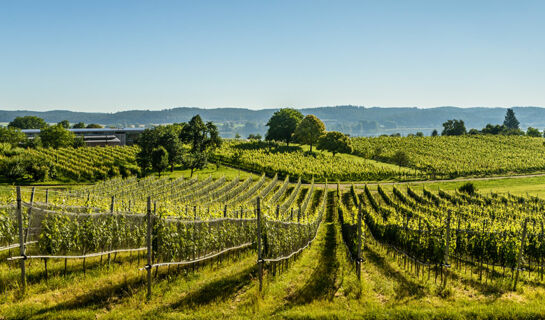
[180, 115, 221, 152]
[8, 116, 48, 129]
[0, 127, 26, 147]
[40, 124, 76, 148]
[265, 108, 303, 146]
[527, 127, 541, 137]
[72, 122, 86, 129]
[317, 131, 352, 156]
[293, 115, 325, 152]
[58, 120, 70, 129]
[503, 109, 520, 130]
[151, 146, 169, 177]
[179, 115, 221, 174]
[136, 124, 185, 173]
[441, 119, 466, 136]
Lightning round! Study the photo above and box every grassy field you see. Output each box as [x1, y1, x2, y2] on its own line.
[3, 191, 545, 319]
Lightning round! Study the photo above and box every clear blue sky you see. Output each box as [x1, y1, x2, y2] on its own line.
[1, 0, 544, 112]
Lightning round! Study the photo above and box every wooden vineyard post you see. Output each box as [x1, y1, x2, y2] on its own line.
[297, 206, 301, 223]
[16, 186, 26, 294]
[513, 218, 528, 291]
[276, 205, 280, 219]
[224, 204, 227, 218]
[45, 188, 49, 203]
[146, 197, 152, 301]
[257, 197, 263, 292]
[25, 187, 35, 244]
[443, 210, 451, 288]
[110, 195, 115, 213]
[356, 202, 363, 280]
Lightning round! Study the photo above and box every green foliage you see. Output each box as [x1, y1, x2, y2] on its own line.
[0, 127, 26, 146]
[8, 115, 48, 129]
[247, 133, 262, 140]
[151, 146, 169, 176]
[265, 108, 303, 145]
[40, 124, 76, 148]
[86, 123, 103, 128]
[137, 124, 185, 174]
[441, 119, 466, 136]
[431, 129, 438, 137]
[391, 150, 410, 167]
[293, 115, 325, 152]
[317, 131, 352, 156]
[458, 182, 476, 195]
[527, 127, 541, 137]
[72, 122, 86, 129]
[182, 151, 208, 177]
[58, 120, 70, 129]
[351, 135, 545, 178]
[503, 108, 520, 130]
[213, 140, 418, 182]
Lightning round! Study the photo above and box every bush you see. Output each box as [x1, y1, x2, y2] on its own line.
[459, 182, 476, 195]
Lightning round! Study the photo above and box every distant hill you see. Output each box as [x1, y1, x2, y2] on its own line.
[2, 105, 545, 138]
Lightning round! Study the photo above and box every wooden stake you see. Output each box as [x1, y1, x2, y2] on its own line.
[257, 197, 263, 292]
[16, 186, 26, 294]
[146, 197, 153, 300]
[513, 218, 528, 291]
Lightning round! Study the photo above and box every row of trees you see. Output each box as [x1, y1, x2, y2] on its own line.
[136, 115, 221, 176]
[8, 116, 102, 130]
[1, 116, 108, 149]
[265, 108, 352, 156]
[0, 124, 84, 149]
[440, 109, 545, 137]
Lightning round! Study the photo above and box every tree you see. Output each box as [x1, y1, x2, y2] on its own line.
[527, 127, 541, 137]
[481, 124, 505, 135]
[58, 120, 70, 129]
[157, 125, 184, 172]
[503, 109, 520, 130]
[431, 129, 438, 137]
[317, 131, 352, 156]
[441, 119, 466, 136]
[8, 116, 47, 129]
[136, 124, 184, 173]
[40, 124, 76, 148]
[234, 133, 241, 139]
[415, 132, 424, 137]
[179, 115, 221, 175]
[180, 115, 221, 152]
[151, 146, 169, 177]
[86, 123, 103, 128]
[72, 122, 86, 129]
[182, 151, 208, 177]
[265, 108, 303, 146]
[391, 150, 410, 167]
[247, 133, 262, 140]
[293, 115, 325, 152]
[0, 127, 26, 146]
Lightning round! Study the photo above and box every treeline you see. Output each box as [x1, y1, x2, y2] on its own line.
[436, 109, 544, 137]
[0, 115, 106, 149]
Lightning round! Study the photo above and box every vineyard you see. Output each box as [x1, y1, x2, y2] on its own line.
[213, 140, 419, 182]
[4, 174, 545, 318]
[0, 174, 325, 299]
[352, 135, 545, 178]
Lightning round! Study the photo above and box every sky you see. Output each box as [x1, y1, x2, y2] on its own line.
[1, 0, 544, 112]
